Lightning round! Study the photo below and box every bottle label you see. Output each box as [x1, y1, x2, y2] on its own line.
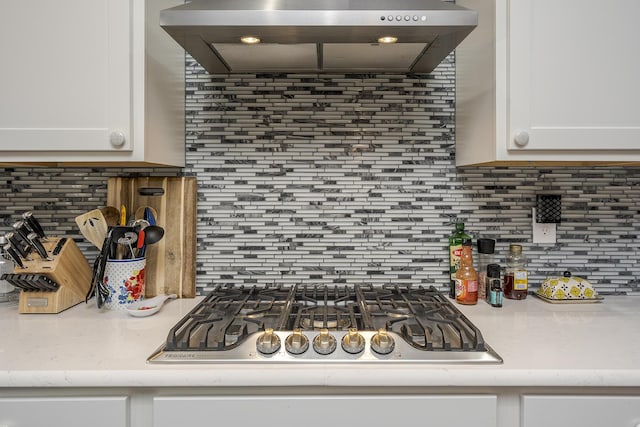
[513, 270, 528, 290]
[450, 245, 462, 279]
[490, 289, 503, 306]
[455, 278, 478, 297]
[454, 278, 464, 298]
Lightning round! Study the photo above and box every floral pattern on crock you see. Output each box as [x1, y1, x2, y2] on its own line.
[117, 267, 145, 303]
[102, 258, 147, 309]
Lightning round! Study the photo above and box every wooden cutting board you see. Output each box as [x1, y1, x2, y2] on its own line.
[107, 177, 197, 298]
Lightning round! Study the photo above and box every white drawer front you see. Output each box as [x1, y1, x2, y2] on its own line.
[522, 395, 640, 427]
[0, 396, 129, 427]
[154, 395, 497, 427]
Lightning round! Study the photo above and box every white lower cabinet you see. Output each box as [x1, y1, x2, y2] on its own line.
[522, 395, 640, 427]
[3, 391, 640, 426]
[0, 396, 129, 427]
[152, 395, 498, 427]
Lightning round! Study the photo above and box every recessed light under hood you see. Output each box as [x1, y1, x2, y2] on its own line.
[160, 0, 478, 74]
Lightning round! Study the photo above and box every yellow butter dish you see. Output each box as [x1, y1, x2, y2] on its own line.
[535, 271, 603, 303]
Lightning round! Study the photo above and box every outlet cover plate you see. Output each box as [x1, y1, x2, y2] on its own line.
[532, 208, 557, 244]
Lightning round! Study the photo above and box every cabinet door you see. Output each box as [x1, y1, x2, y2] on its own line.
[522, 395, 640, 427]
[0, 396, 129, 427]
[0, 0, 131, 152]
[508, 0, 640, 151]
[153, 395, 497, 427]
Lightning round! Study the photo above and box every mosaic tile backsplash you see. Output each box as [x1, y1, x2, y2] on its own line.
[1, 55, 639, 295]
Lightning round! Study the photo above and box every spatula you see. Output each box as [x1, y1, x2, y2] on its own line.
[75, 209, 109, 249]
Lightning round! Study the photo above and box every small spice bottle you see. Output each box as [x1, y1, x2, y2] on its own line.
[476, 238, 496, 302]
[487, 263, 503, 307]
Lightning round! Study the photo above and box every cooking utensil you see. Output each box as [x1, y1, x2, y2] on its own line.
[143, 225, 164, 245]
[144, 207, 156, 225]
[131, 219, 150, 230]
[3, 243, 24, 269]
[87, 229, 114, 306]
[27, 232, 50, 260]
[125, 294, 177, 317]
[136, 229, 146, 251]
[117, 232, 138, 259]
[134, 206, 146, 220]
[1, 273, 59, 292]
[134, 206, 158, 224]
[75, 209, 109, 249]
[11, 220, 32, 244]
[120, 205, 127, 226]
[22, 211, 47, 240]
[138, 225, 164, 257]
[52, 238, 67, 256]
[5, 231, 31, 260]
[101, 206, 120, 227]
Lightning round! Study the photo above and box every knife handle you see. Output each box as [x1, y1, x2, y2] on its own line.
[3, 243, 24, 268]
[5, 231, 31, 260]
[12, 220, 32, 243]
[52, 238, 67, 256]
[22, 211, 47, 239]
[27, 232, 49, 260]
[35, 275, 59, 291]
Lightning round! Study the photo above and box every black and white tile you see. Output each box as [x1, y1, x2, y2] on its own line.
[1, 54, 639, 295]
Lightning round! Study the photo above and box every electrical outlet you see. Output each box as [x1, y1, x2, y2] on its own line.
[532, 208, 557, 244]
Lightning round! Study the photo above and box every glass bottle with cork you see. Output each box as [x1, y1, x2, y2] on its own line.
[448, 223, 471, 299]
[455, 238, 478, 305]
[476, 238, 496, 303]
[503, 244, 528, 300]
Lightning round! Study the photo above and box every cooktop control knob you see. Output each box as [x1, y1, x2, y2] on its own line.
[341, 328, 365, 354]
[370, 328, 395, 355]
[256, 328, 281, 355]
[285, 328, 309, 355]
[312, 328, 337, 355]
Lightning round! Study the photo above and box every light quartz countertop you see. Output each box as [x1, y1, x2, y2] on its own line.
[1, 293, 639, 389]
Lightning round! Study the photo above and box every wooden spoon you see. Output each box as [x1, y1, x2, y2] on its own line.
[101, 206, 120, 227]
[75, 209, 109, 249]
[134, 206, 159, 222]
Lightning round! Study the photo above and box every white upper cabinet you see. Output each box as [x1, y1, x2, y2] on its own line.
[0, 0, 185, 166]
[455, 0, 640, 166]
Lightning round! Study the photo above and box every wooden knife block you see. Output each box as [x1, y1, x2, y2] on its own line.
[17, 238, 92, 314]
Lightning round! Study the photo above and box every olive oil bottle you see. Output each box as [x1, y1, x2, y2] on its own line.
[448, 223, 471, 298]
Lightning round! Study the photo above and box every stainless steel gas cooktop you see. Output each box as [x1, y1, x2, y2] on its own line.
[148, 284, 502, 364]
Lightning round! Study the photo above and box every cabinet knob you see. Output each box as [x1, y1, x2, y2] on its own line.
[513, 130, 530, 147]
[109, 131, 126, 147]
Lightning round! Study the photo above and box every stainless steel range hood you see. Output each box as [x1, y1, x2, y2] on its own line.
[160, 0, 478, 74]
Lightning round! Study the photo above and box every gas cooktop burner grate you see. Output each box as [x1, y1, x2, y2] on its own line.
[153, 284, 502, 364]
